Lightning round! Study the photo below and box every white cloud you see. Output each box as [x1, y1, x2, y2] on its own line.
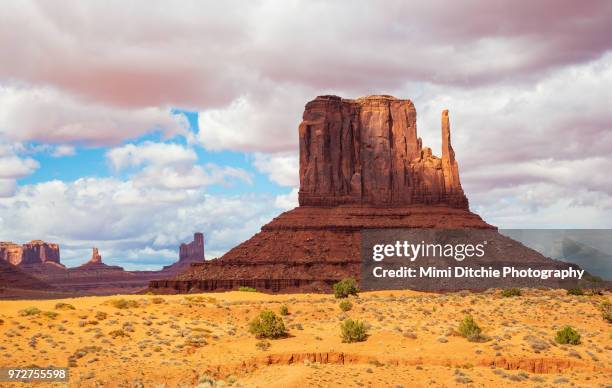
[0, 177, 278, 270]
[106, 141, 253, 190]
[0, 142, 39, 197]
[252, 152, 299, 187]
[0, 86, 188, 145]
[51, 145, 76, 157]
[106, 141, 197, 171]
[274, 188, 299, 211]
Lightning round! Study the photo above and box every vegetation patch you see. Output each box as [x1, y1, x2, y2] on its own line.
[109, 299, 139, 309]
[555, 326, 581, 345]
[458, 315, 487, 342]
[238, 286, 257, 292]
[340, 319, 368, 343]
[42, 311, 59, 319]
[19, 307, 41, 317]
[339, 300, 353, 312]
[279, 305, 289, 316]
[501, 288, 521, 297]
[600, 300, 611, 323]
[566, 288, 584, 296]
[333, 278, 359, 299]
[249, 310, 287, 339]
[256, 340, 271, 351]
[54, 302, 75, 310]
[109, 329, 130, 339]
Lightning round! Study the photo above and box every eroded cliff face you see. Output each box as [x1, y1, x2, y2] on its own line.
[298, 95, 467, 208]
[0, 240, 62, 267]
[0, 242, 23, 265]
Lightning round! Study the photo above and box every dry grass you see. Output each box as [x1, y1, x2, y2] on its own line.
[0, 289, 610, 387]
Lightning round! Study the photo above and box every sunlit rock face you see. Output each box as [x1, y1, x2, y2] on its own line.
[298, 95, 467, 209]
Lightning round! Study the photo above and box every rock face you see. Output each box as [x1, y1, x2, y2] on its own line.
[298, 96, 467, 208]
[0, 259, 53, 291]
[0, 242, 23, 266]
[179, 233, 205, 262]
[0, 240, 63, 268]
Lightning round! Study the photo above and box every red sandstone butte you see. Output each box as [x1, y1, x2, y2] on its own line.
[149, 95, 498, 293]
[298, 96, 467, 208]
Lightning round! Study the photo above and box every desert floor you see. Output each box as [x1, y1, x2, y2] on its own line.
[0, 289, 610, 387]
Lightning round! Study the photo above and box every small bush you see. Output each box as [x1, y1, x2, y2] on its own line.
[238, 286, 257, 292]
[600, 301, 612, 323]
[109, 329, 130, 339]
[339, 300, 353, 312]
[279, 305, 289, 316]
[340, 319, 368, 343]
[151, 297, 165, 304]
[249, 311, 287, 339]
[110, 299, 139, 309]
[501, 288, 521, 297]
[567, 288, 584, 296]
[555, 326, 581, 345]
[95, 311, 107, 321]
[42, 311, 59, 319]
[333, 278, 359, 299]
[19, 307, 41, 316]
[54, 302, 75, 310]
[458, 315, 484, 342]
[256, 340, 270, 351]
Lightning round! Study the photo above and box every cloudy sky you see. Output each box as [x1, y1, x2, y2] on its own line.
[1, 1, 611, 269]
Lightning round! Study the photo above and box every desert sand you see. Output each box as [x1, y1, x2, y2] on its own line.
[0, 289, 610, 387]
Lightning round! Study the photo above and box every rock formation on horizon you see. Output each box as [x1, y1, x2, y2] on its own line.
[299, 96, 467, 208]
[76, 247, 123, 271]
[0, 240, 64, 269]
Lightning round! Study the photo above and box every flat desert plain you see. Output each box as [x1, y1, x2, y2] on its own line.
[0, 289, 610, 387]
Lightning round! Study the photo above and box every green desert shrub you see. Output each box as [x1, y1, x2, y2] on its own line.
[19, 307, 41, 316]
[458, 315, 485, 342]
[110, 299, 139, 309]
[566, 288, 584, 296]
[279, 305, 289, 316]
[249, 311, 287, 339]
[340, 319, 368, 343]
[333, 278, 359, 299]
[555, 326, 581, 345]
[501, 288, 521, 297]
[339, 300, 353, 312]
[238, 286, 257, 292]
[600, 301, 612, 323]
[42, 311, 58, 319]
[54, 302, 75, 310]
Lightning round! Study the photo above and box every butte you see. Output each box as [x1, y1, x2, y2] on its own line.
[150, 95, 503, 292]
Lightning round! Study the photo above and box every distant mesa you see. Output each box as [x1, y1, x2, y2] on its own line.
[0, 233, 207, 297]
[0, 240, 64, 269]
